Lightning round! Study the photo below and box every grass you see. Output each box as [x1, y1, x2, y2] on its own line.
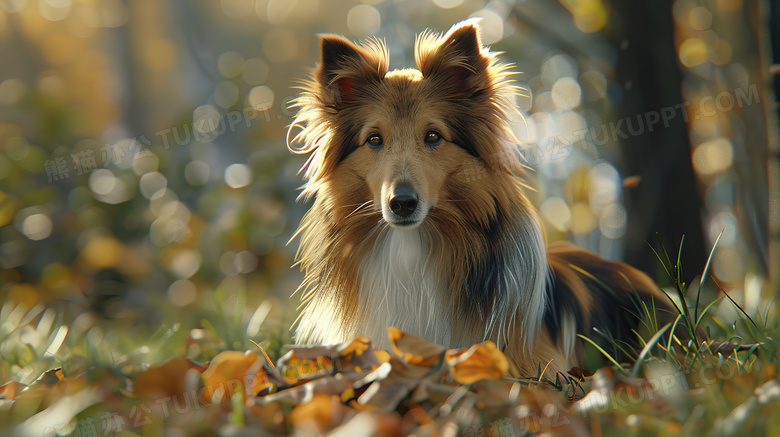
[0, 237, 777, 436]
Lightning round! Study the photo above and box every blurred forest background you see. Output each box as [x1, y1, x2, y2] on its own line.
[0, 0, 778, 364]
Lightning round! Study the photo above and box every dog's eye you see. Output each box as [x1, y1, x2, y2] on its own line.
[424, 131, 442, 147]
[366, 134, 384, 149]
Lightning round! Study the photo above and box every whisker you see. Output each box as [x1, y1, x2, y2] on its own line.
[346, 200, 374, 218]
[338, 201, 371, 210]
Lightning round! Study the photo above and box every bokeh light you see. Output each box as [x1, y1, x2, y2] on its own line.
[541, 197, 572, 231]
[218, 51, 244, 78]
[551, 77, 582, 110]
[214, 81, 240, 108]
[185, 160, 211, 186]
[432, 0, 465, 9]
[21, 213, 53, 241]
[139, 171, 168, 199]
[248, 85, 274, 111]
[168, 279, 197, 307]
[692, 137, 733, 176]
[224, 163, 252, 189]
[469, 9, 503, 45]
[347, 4, 381, 37]
[171, 249, 201, 279]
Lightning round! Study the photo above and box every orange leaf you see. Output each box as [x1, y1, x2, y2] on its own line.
[387, 327, 445, 367]
[288, 393, 346, 432]
[248, 400, 285, 433]
[445, 341, 509, 384]
[340, 337, 371, 357]
[134, 357, 204, 401]
[374, 350, 391, 364]
[200, 350, 273, 403]
[0, 381, 26, 399]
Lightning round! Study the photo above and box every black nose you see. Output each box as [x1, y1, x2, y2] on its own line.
[389, 186, 418, 217]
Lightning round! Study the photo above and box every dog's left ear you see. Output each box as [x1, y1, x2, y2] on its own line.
[416, 20, 491, 98]
[316, 35, 388, 108]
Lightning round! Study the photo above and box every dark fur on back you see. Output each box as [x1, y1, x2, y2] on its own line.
[546, 242, 676, 364]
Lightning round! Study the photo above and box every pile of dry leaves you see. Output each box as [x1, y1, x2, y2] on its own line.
[4, 327, 778, 436]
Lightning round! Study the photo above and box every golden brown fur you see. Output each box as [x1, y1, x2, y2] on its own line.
[288, 20, 674, 378]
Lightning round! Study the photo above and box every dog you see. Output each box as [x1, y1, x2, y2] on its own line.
[286, 20, 672, 378]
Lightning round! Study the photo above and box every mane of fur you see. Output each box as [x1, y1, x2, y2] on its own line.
[287, 21, 548, 353]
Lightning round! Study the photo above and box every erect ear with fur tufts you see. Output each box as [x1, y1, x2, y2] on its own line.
[317, 35, 386, 108]
[416, 20, 490, 98]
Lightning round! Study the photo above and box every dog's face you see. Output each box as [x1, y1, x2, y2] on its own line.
[337, 70, 475, 229]
[290, 20, 521, 232]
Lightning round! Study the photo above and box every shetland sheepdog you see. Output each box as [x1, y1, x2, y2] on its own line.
[287, 20, 672, 378]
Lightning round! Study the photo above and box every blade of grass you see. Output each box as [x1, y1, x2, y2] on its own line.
[636, 301, 653, 333]
[618, 305, 644, 326]
[648, 238, 696, 341]
[764, 297, 775, 328]
[658, 288, 684, 317]
[656, 233, 675, 275]
[249, 339, 277, 371]
[619, 271, 651, 322]
[645, 241, 674, 283]
[666, 314, 683, 365]
[695, 297, 724, 330]
[593, 327, 635, 359]
[631, 323, 673, 377]
[676, 235, 685, 290]
[744, 343, 761, 365]
[696, 230, 722, 323]
[639, 297, 660, 334]
[631, 329, 648, 347]
[568, 264, 619, 298]
[663, 238, 697, 341]
[717, 279, 760, 331]
[539, 359, 554, 380]
[577, 334, 627, 374]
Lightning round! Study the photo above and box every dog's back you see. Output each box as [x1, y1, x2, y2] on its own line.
[503, 242, 675, 377]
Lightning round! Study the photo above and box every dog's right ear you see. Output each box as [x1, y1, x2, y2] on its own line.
[316, 36, 387, 108]
[416, 20, 491, 99]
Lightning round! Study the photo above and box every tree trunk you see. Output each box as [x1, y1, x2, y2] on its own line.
[608, 1, 708, 282]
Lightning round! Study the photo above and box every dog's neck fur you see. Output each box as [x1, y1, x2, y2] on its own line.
[356, 229, 450, 350]
[294, 200, 550, 352]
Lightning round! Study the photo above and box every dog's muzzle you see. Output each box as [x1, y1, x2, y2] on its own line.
[384, 184, 427, 229]
[389, 185, 418, 218]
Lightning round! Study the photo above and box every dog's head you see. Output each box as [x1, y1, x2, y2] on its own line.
[289, 20, 523, 231]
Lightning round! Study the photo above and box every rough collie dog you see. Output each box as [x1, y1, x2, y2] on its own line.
[287, 20, 670, 377]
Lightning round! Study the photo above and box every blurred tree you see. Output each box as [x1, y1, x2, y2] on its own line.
[768, 0, 780, 296]
[608, 0, 707, 280]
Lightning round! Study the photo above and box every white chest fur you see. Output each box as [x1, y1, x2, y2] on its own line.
[355, 229, 450, 350]
[294, 229, 452, 349]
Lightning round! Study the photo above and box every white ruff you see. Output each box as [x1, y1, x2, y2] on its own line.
[355, 229, 451, 350]
[295, 229, 450, 349]
[296, 215, 549, 352]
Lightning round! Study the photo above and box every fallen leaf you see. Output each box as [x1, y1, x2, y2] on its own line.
[568, 367, 594, 379]
[445, 341, 508, 384]
[0, 381, 26, 399]
[387, 327, 445, 367]
[200, 351, 274, 403]
[356, 357, 446, 411]
[288, 393, 349, 433]
[279, 337, 382, 384]
[134, 357, 204, 401]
